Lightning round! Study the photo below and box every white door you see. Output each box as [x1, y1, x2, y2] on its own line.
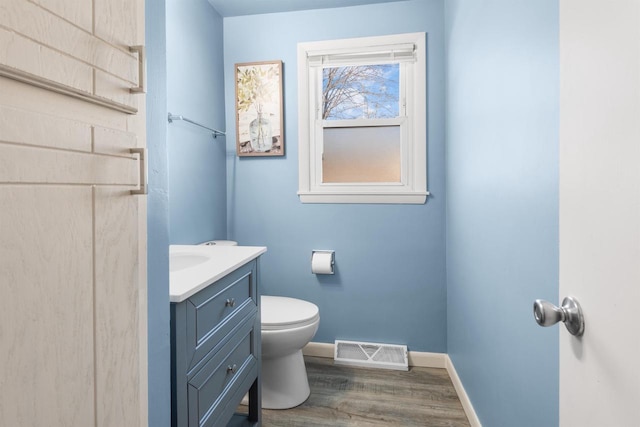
[0, 1, 148, 426]
[559, 0, 640, 425]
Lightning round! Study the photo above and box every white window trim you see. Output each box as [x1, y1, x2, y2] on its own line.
[297, 32, 428, 204]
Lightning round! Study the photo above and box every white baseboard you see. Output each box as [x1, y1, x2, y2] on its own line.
[302, 342, 335, 359]
[407, 350, 447, 368]
[445, 355, 482, 427]
[302, 342, 481, 426]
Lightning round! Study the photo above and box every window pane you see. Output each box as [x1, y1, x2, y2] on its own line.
[323, 64, 399, 120]
[322, 126, 401, 183]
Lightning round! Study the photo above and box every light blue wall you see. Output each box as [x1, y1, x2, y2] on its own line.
[445, 1, 559, 426]
[223, 0, 447, 352]
[145, 1, 170, 426]
[167, 0, 227, 244]
[148, 1, 227, 426]
[152, 2, 559, 425]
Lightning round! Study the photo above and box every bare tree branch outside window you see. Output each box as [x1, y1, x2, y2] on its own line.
[322, 64, 400, 120]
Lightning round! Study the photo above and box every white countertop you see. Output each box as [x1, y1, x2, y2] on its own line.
[169, 245, 267, 303]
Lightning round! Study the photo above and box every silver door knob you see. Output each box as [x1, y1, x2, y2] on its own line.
[533, 296, 584, 336]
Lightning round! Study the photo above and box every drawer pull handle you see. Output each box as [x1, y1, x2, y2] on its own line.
[130, 148, 147, 195]
[227, 364, 238, 374]
[129, 45, 146, 94]
[225, 298, 236, 307]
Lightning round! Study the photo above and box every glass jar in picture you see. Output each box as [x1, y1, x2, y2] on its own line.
[249, 112, 272, 152]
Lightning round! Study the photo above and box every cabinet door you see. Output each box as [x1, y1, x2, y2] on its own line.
[0, 0, 142, 112]
[0, 1, 147, 426]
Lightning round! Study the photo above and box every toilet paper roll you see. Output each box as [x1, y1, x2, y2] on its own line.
[311, 251, 334, 275]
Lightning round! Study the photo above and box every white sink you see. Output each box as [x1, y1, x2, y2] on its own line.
[169, 245, 267, 303]
[170, 252, 211, 272]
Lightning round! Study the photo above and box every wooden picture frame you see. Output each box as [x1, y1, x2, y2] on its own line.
[235, 60, 284, 156]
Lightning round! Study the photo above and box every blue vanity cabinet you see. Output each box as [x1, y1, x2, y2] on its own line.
[171, 259, 261, 427]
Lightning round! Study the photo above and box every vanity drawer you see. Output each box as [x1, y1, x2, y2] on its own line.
[187, 314, 257, 427]
[185, 260, 257, 371]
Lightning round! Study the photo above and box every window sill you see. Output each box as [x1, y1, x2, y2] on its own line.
[297, 191, 428, 204]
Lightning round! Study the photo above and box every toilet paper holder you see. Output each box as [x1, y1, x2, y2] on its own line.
[311, 250, 335, 275]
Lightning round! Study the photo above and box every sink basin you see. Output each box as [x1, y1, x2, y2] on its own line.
[170, 252, 210, 272]
[169, 245, 267, 302]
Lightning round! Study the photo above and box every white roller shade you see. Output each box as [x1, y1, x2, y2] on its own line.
[307, 43, 416, 67]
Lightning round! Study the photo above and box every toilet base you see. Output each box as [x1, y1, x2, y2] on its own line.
[262, 349, 310, 409]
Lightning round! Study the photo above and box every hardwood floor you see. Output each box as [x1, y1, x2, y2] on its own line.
[249, 356, 471, 427]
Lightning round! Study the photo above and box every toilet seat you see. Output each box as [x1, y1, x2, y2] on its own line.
[261, 296, 320, 331]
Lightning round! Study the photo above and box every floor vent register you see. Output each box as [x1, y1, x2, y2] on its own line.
[334, 340, 408, 371]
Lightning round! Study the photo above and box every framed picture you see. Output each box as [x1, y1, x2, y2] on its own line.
[235, 60, 284, 156]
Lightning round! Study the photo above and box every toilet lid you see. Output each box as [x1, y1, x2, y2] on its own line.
[261, 296, 320, 330]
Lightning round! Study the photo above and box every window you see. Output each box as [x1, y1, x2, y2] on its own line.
[297, 33, 428, 204]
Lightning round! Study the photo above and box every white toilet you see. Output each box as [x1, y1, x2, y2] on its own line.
[260, 295, 320, 409]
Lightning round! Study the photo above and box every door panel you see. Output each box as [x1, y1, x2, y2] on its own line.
[0, 0, 138, 83]
[0, 0, 140, 113]
[0, 144, 138, 184]
[0, 0, 146, 425]
[94, 125, 138, 156]
[29, 0, 93, 32]
[94, 0, 138, 47]
[0, 104, 92, 152]
[0, 186, 95, 427]
[94, 187, 141, 427]
[559, 0, 640, 425]
[0, 27, 94, 93]
[95, 68, 139, 111]
[0, 77, 127, 131]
